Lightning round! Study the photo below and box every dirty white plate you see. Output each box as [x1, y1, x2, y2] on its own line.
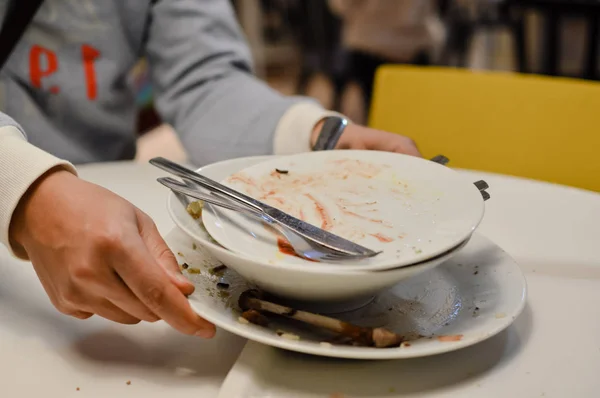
[202, 150, 485, 271]
[172, 229, 526, 360]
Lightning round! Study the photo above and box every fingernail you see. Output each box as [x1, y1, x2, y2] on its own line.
[176, 274, 191, 284]
[195, 329, 215, 339]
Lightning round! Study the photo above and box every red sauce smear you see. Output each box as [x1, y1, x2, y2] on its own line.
[340, 208, 392, 228]
[228, 173, 257, 187]
[337, 199, 377, 207]
[277, 237, 296, 256]
[269, 170, 282, 179]
[277, 238, 317, 262]
[258, 190, 277, 201]
[437, 334, 463, 342]
[305, 193, 333, 230]
[332, 158, 358, 165]
[271, 197, 285, 206]
[370, 233, 394, 243]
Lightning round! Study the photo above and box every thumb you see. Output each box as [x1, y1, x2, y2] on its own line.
[135, 209, 195, 296]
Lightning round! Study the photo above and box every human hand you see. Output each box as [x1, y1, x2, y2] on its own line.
[9, 168, 215, 338]
[312, 122, 421, 157]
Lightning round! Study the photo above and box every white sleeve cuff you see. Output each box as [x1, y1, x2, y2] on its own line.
[0, 127, 77, 257]
[272, 102, 346, 155]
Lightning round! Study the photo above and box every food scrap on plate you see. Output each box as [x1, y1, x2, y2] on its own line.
[186, 200, 203, 219]
[238, 289, 406, 348]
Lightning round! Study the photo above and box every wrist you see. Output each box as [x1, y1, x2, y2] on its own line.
[9, 167, 76, 254]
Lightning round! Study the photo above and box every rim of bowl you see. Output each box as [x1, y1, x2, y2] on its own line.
[201, 151, 485, 271]
[168, 188, 470, 276]
[166, 153, 477, 275]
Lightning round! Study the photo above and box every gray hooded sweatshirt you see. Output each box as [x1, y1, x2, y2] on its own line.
[0, 0, 324, 165]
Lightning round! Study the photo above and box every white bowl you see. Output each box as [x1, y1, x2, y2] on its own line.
[166, 156, 469, 302]
[202, 150, 485, 271]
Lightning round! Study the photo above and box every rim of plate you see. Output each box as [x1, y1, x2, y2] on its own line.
[201, 150, 486, 272]
[186, 233, 528, 360]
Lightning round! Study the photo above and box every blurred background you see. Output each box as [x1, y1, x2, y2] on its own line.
[134, 0, 600, 164]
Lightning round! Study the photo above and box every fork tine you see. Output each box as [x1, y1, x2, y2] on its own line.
[326, 250, 381, 259]
[307, 240, 382, 258]
[320, 253, 373, 262]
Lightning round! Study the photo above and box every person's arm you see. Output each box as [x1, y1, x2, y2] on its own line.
[0, 114, 76, 257]
[144, 0, 339, 165]
[1, 113, 214, 336]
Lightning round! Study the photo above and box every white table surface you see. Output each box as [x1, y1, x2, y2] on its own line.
[1, 161, 599, 397]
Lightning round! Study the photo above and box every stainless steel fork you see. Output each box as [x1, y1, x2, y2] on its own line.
[160, 177, 375, 263]
[150, 157, 380, 257]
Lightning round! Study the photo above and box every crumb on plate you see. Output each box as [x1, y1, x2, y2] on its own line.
[209, 265, 227, 276]
[186, 201, 203, 219]
[241, 310, 269, 326]
[276, 329, 300, 340]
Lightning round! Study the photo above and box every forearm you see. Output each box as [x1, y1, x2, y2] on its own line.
[156, 70, 338, 163]
[153, 65, 303, 164]
[146, 0, 339, 166]
[0, 117, 76, 257]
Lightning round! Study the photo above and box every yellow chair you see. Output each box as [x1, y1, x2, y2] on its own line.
[369, 65, 600, 192]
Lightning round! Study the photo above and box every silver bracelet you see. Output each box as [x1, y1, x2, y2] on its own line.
[312, 116, 349, 151]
